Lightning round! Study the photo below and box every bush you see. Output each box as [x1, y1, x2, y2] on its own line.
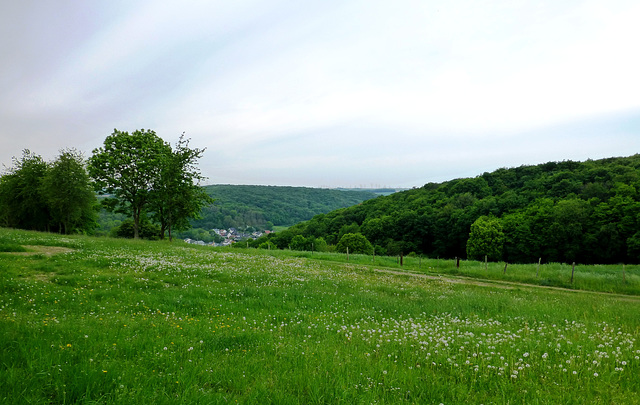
[336, 233, 373, 255]
[112, 219, 161, 240]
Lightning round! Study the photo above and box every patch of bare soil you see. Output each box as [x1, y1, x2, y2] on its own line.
[8, 245, 75, 256]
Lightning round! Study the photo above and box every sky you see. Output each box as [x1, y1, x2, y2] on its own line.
[1, 0, 640, 188]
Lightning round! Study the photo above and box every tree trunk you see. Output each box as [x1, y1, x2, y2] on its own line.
[133, 207, 140, 239]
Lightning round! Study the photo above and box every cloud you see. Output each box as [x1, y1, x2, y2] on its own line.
[1, 0, 640, 186]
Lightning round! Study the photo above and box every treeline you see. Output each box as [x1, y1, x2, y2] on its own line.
[252, 155, 640, 264]
[0, 149, 97, 234]
[191, 185, 376, 229]
[1, 129, 211, 240]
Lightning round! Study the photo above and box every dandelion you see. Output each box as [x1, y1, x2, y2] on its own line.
[594, 372, 599, 377]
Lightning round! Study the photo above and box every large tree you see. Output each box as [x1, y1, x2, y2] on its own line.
[149, 134, 213, 241]
[41, 149, 97, 234]
[88, 129, 171, 239]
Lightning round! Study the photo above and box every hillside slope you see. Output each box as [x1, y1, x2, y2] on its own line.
[280, 155, 640, 264]
[192, 185, 377, 229]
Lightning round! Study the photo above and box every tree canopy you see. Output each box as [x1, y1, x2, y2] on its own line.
[466, 216, 504, 261]
[278, 155, 640, 264]
[0, 149, 97, 233]
[192, 185, 376, 230]
[148, 134, 213, 241]
[89, 129, 172, 239]
[88, 129, 211, 240]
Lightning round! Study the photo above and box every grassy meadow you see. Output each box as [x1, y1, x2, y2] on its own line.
[1, 228, 640, 404]
[276, 250, 640, 296]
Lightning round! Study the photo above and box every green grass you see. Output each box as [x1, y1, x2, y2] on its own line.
[0, 241, 28, 252]
[1, 228, 640, 404]
[260, 249, 640, 296]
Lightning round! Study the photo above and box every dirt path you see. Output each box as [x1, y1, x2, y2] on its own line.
[6, 245, 75, 256]
[372, 267, 640, 301]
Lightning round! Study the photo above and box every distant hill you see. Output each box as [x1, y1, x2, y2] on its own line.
[276, 155, 640, 264]
[191, 185, 377, 229]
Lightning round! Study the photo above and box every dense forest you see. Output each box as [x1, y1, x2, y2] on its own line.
[191, 185, 377, 229]
[257, 155, 640, 264]
[97, 185, 377, 240]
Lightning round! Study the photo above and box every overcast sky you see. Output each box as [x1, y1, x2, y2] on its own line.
[2, 1, 640, 188]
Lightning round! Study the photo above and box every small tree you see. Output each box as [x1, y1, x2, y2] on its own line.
[466, 216, 504, 261]
[290, 235, 309, 251]
[336, 233, 373, 254]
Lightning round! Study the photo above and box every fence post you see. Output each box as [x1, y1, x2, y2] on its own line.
[400, 253, 404, 267]
[536, 257, 541, 278]
[346, 247, 349, 262]
[503, 262, 508, 274]
[485, 255, 488, 271]
[456, 257, 460, 269]
[570, 262, 576, 284]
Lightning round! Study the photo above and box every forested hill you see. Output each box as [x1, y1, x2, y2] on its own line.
[281, 155, 640, 264]
[191, 185, 377, 229]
